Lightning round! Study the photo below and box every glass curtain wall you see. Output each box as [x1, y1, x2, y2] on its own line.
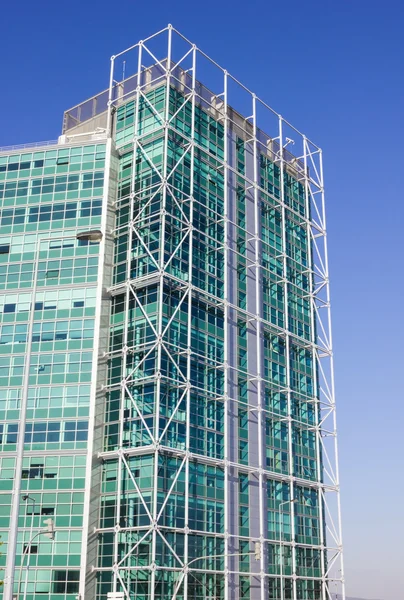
[0, 144, 105, 600]
[96, 79, 324, 600]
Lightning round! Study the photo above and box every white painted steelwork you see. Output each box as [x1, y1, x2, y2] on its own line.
[76, 24, 345, 600]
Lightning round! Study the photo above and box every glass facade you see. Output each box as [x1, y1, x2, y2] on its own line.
[0, 145, 105, 600]
[0, 26, 344, 600]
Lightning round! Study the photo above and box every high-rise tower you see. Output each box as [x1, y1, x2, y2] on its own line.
[0, 25, 344, 600]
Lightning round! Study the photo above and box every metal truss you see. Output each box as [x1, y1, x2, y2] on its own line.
[86, 24, 345, 600]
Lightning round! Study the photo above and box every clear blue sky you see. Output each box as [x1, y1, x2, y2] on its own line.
[1, 1, 403, 598]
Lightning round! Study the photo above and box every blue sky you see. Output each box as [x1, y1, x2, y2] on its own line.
[1, 1, 403, 598]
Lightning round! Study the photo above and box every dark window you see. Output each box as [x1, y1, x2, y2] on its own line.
[53, 571, 80, 594]
[73, 301, 84, 308]
[64, 202, 77, 219]
[51, 205, 65, 220]
[29, 207, 40, 222]
[67, 175, 79, 191]
[4, 304, 16, 313]
[64, 421, 88, 442]
[47, 422, 61, 443]
[41, 507, 55, 515]
[25, 424, 60, 444]
[25, 423, 44, 443]
[22, 464, 43, 479]
[31, 184, 41, 195]
[23, 544, 38, 554]
[82, 174, 94, 189]
[80, 201, 92, 217]
[0, 208, 13, 226]
[16, 181, 28, 197]
[45, 270, 59, 279]
[80, 199, 102, 218]
[38, 205, 53, 222]
[14, 208, 25, 224]
[0, 244, 10, 254]
[20, 162, 31, 170]
[6, 424, 18, 444]
[34, 160, 44, 168]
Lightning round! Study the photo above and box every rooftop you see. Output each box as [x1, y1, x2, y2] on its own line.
[1, 25, 322, 188]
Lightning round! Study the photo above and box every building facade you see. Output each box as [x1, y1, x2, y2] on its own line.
[0, 25, 344, 600]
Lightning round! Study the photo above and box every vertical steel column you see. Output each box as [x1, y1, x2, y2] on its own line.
[252, 94, 265, 600]
[113, 40, 143, 599]
[318, 148, 345, 600]
[303, 137, 326, 600]
[113, 146, 127, 596]
[222, 69, 230, 600]
[106, 55, 116, 138]
[151, 25, 172, 600]
[278, 116, 297, 600]
[183, 43, 197, 600]
[22, 497, 35, 600]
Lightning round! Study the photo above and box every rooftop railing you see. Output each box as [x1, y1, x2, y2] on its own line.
[0, 140, 58, 154]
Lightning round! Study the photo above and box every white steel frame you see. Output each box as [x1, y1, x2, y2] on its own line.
[87, 24, 345, 600]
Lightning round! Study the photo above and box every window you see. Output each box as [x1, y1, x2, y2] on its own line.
[23, 544, 38, 554]
[26, 504, 40, 515]
[45, 270, 59, 279]
[6, 424, 18, 444]
[53, 571, 79, 594]
[49, 240, 74, 250]
[22, 464, 44, 479]
[29, 202, 77, 223]
[64, 421, 88, 442]
[25, 423, 61, 444]
[41, 507, 55, 516]
[4, 303, 16, 313]
[0, 244, 10, 254]
[82, 172, 104, 190]
[0, 207, 25, 226]
[80, 199, 102, 218]
[35, 571, 50, 594]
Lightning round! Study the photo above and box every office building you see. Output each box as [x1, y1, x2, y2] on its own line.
[0, 25, 344, 600]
